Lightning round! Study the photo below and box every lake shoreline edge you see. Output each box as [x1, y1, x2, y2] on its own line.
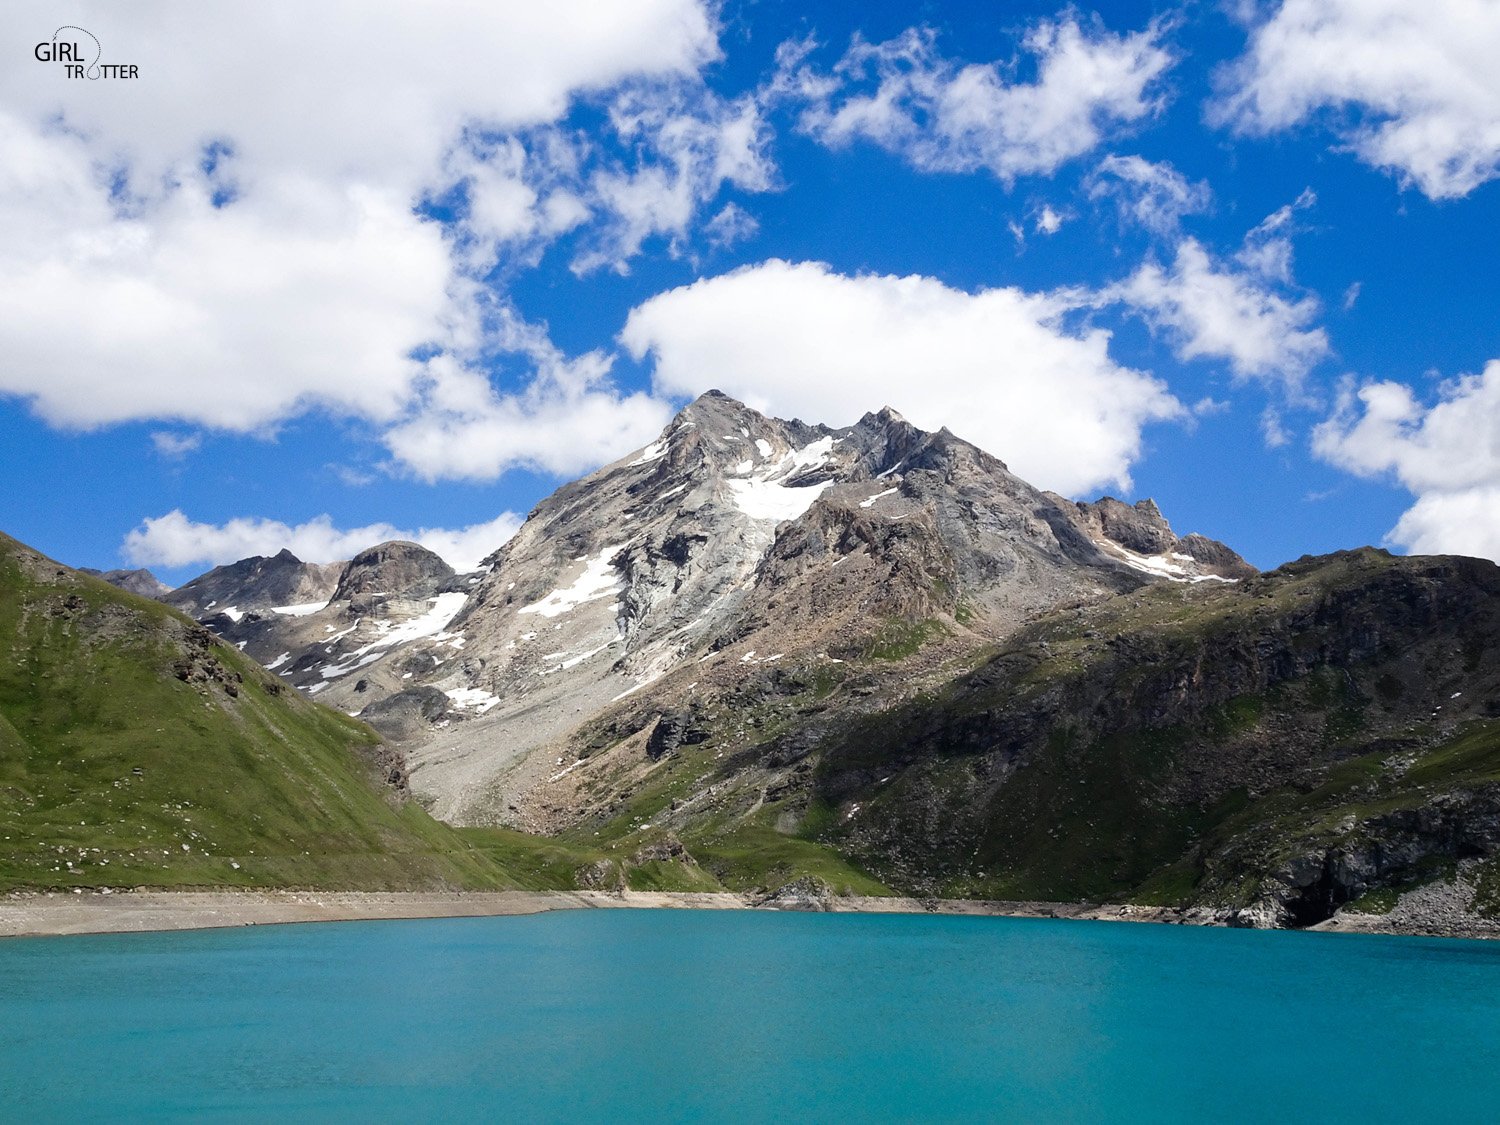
[3, 887, 1496, 941]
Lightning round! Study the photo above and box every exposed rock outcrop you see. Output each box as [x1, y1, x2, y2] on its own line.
[79, 567, 172, 599]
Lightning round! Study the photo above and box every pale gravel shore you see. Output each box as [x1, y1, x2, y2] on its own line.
[1, 887, 1490, 940]
[0, 887, 1204, 940]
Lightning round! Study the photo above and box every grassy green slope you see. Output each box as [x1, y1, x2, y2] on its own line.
[0, 532, 516, 892]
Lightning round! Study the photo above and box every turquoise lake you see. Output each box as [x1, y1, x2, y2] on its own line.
[3, 909, 1500, 1122]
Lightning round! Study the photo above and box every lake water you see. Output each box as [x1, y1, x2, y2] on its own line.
[3, 909, 1499, 1122]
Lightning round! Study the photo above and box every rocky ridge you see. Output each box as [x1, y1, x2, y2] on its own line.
[79, 567, 172, 599]
[179, 391, 1245, 826]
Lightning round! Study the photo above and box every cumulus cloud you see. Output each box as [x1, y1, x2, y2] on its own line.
[779, 16, 1174, 183]
[1212, 0, 1500, 199]
[438, 79, 776, 278]
[1087, 154, 1211, 235]
[620, 259, 1182, 495]
[1103, 197, 1328, 388]
[1313, 363, 1500, 560]
[384, 351, 673, 482]
[0, 1, 720, 474]
[0, 2, 717, 190]
[0, 117, 453, 432]
[122, 510, 522, 573]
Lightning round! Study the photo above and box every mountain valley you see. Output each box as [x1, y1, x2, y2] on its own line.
[13, 392, 1500, 932]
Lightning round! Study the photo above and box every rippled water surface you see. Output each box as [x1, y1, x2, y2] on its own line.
[3, 909, 1500, 1122]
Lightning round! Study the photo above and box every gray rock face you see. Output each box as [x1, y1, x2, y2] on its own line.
[646, 712, 711, 761]
[80, 567, 172, 599]
[332, 541, 455, 603]
[163, 549, 343, 619]
[1046, 495, 1256, 581]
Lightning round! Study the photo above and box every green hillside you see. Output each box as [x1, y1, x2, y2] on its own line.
[0, 532, 513, 891]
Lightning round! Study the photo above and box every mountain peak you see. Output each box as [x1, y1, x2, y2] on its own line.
[332, 540, 455, 602]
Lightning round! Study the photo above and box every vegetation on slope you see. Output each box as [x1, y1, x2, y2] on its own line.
[807, 549, 1500, 922]
[0, 533, 513, 892]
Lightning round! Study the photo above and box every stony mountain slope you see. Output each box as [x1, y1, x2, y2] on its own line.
[177, 391, 1246, 829]
[0, 531, 512, 892]
[777, 549, 1500, 925]
[163, 548, 343, 622]
[79, 567, 172, 599]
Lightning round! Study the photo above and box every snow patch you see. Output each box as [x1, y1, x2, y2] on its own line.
[789, 435, 834, 469]
[272, 601, 328, 617]
[317, 593, 467, 679]
[220, 605, 243, 623]
[728, 477, 831, 522]
[372, 592, 467, 646]
[1107, 543, 1238, 585]
[860, 487, 899, 509]
[539, 639, 618, 675]
[323, 623, 359, 646]
[627, 440, 667, 467]
[518, 546, 625, 618]
[549, 758, 587, 783]
[445, 687, 501, 714]
[265, 652, 291, 670]
[320, 652, 382, 680]
[754, 438, 773, 458]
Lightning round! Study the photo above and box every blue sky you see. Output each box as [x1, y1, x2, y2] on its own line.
[2, 0, 1499, 584]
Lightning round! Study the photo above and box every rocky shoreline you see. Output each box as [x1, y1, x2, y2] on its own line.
[3, 886, 1497, 940]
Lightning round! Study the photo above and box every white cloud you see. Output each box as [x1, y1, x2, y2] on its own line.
[620, 259, 1182, 495]
[1313, 362, 1500, 560]
[782, 16, 1174, 183]
[1192, 396, 1231, 416]
[1260, 405, 1291, 448]
[438, 79, 776, 277]
[0, 2, 717, 191]
[1385, 490, 1500, 560]
[383, 351, 673, 482]
[1034, 205, 1065, 235]
[123, 510, 522, 573]
[1087, 154, 1211, 235]
[0, 1, 720, 472]
[151, 431, 201, 459]
[0, 118, 454, 431]
[1106, 213, 1328, 388]
[1234, 187, 1315, 284]
[1212, 0, 1500, 199]
[571, 84, 775, 273]
[703, 202, 759, 249]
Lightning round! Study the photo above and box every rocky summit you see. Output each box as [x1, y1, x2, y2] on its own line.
[185, 391, 1249, 827]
